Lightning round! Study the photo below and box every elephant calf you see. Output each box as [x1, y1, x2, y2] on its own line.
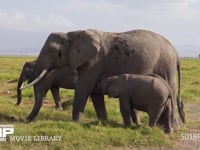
[17, 61, 78, 121]
[98, 74, 174, 133]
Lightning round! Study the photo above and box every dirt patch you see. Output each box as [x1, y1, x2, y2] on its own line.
[130, 103, 200, 150]
[20, 100, 56, 108]
[0, 90, 13, 96]
[173, 103, 200, 150]
[174, 137, 200, 150]
[185, 103, 200, 121]
[0, 82, 15, 96]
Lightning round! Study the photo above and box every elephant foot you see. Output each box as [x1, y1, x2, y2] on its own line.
[132, 118, 142, 126]
[164, 127, 173, 134]
[25, 119, 31, 123]
[97, 111, 107, 121]
[15, 102, 20, 106]
[26, 114, 35, 122]
[55, 106, 63, 111]
[124, 124, 131, 128]
[171, 119, 179, 131]
[158, 114, 179, 131]
[72, 112, 84, 121]
[26, 117, 33, 122]
[135, 122, 142, 126]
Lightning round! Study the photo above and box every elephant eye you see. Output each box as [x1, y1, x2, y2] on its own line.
[77, 49, 80, 54]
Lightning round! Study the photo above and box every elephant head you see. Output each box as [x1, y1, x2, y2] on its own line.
[17, 61, 36, 105]
[22, 30, 101, 89]
[99, 76, 121, 98]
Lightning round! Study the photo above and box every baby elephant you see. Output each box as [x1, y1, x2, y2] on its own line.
[98, 74, 174, 133]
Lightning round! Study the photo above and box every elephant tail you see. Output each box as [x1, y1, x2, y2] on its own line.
[177, 58, 185, 123]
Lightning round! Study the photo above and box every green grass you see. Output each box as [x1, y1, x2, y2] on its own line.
[0, 57, 199, 149]
[181, 59, 200, 103]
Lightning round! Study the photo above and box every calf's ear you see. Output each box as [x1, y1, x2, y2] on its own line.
[108, 84, 120, 98]
[99, 78, 112, 94]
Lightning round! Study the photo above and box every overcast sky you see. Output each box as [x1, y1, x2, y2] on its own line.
[0, 0, 199, 56]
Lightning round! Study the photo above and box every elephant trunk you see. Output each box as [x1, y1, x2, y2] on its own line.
[26, 87, 44, 121]
[20, 70, 48, 90]
[16, 75, 24, 105]
[17, 61, 37, 105]
[177, 58, 185, 123]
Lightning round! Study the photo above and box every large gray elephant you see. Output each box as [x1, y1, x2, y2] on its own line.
[17, 61, 77, 121]
[98, 74, 174, 133]
[23, 29, 185, 129]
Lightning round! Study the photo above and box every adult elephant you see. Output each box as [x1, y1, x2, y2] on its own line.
[23, 29, 185, 128]
[18, 60, 78, 120]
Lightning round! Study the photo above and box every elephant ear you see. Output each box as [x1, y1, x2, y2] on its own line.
[99, 77, 113, 94]
[68, 29, 101, 70]
[101, 76, 120, 98]
[46, 32, 68, 45]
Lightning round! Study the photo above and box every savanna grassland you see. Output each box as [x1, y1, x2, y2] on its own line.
[0, 56, 199, 150]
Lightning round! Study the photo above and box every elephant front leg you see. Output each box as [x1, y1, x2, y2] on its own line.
[72, 87, 90, 121]
[131, 109, 141, 126]
[119, 97, 131, 126]
[72, 65, 102, 121]
[91, 92, 107, 120]
[51, 87, 63, 111]
[72, 76, 97, 121]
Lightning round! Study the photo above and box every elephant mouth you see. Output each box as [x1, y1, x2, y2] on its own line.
[20, 69, 48, 90]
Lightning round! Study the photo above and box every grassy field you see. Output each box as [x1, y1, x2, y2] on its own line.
[0, 57, 199, 150]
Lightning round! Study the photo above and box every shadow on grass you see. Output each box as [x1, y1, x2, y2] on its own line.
[0, 113, 17, 122]
[61, 99, 73, 110]
[83, 120, 142, 130]
[82, 120, 122, 128]
[82, 119, 141, 130]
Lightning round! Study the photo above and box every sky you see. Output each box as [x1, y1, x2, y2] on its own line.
[0, 0, 199, 57]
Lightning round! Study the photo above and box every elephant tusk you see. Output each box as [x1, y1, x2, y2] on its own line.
[19, 83, 24, 90]
[20, 70, 48, 90]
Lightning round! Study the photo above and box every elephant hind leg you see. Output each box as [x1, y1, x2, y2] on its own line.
[149, 116, 158, 127]
[163, 101, 173, 133]
[148, 106, 165, 128]
[168, 75, 179, 130]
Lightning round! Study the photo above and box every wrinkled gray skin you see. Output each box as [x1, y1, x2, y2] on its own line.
[29, 29, 185, 129]
[98, 74, 174, 133]
[17, 61, 77, 121]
